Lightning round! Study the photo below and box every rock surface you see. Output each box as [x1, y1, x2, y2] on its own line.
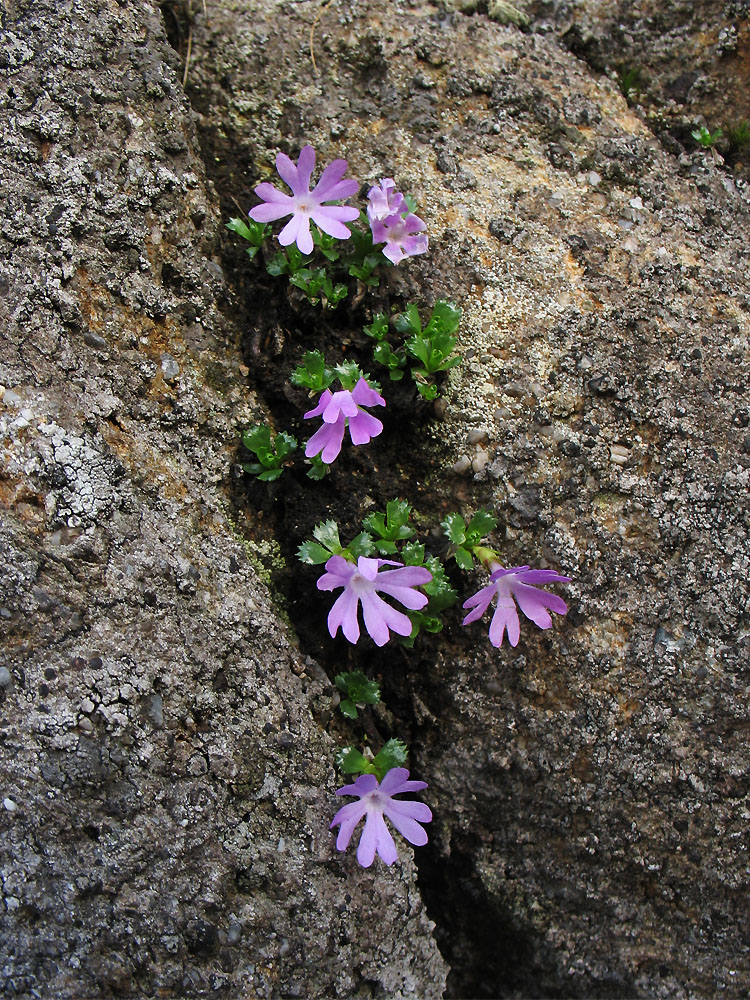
[2, 0, 749, 998]
[0, 1, 446, 997]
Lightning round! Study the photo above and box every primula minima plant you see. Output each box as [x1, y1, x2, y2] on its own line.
[462, 565, 570, 648]
[232, 143, 573, 869]
[366, 178, 428, 264]
[318, 555, 432, 647]
[443, 510, 571, 647]
[304, 377, 385, 464]
[249, 145, 359, 255]
[331, 768, 432, 868]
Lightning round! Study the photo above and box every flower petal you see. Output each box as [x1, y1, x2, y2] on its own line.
[336, 773, 378, 797]
[310, 209, 355, 240]
[385, 809, 429, 847]
[461, 583, 497, 623]
[513, 569, 572, 585]
[512, 582, 568, 628]
[330, 800, 368, 851]
[355, 811, 379, 867]
[303, 389, 333, 420]
[489, 596, 520, 647]
[323, 390, 358, 423]
[356, 557, 381, 581]
[312, 159, 356, 200]
[305, 420, 345, 463]
[328, 586, 361, 644]
[375, 566, 432, 589]
[296, 144, 316, 192]
[377, 767, 410, 795]
[374, 581, 428, 611]
[378, 769, 429, 798]
[316, 555, 355, 591]
[357, 811, 398, 867]
[399, 234, 429, 258]
[319, 419, 346, 463]
[382, 242, 406, 264]
[249, 200, 293, 223]
[347, 410, 383, 446]
[278, 213, 303, 247]
[253, 182, 294, 205]
[360, 591, 413, 646]
[275, 151, 300, 193]
[351, 378, 386, 408]
[385, 798, 432, 824]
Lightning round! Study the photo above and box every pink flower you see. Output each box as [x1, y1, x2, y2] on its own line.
[330, 768, 432, 867]
[371, 212, 428, 264]
[366, 178, 408, 225]
[304, 377, 385, 464]
[317, 555, 432, 646]
[462, 564, 570, 647]
[249, 145, 359, 255]
[366, 178, 428, 264]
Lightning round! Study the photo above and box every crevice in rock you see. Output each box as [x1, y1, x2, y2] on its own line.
[157, 14, 598, 998]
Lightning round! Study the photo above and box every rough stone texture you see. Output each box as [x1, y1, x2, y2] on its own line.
[532, 0, 750, 143]
[182, 1, 750, 998]
[0, 1, 446, 997]
[2, 0, 749, 998]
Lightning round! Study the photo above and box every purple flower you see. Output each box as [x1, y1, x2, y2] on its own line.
[366, 178, 428, 264]
[371, 212, 428, 265]
[317, 555, 432, 646]
[366, 178, 409, 225]
[249, 145, 359, 255]
[304, 377, 385, 464]
[462, 564, 570, 648]
[330, 768, 432, 867]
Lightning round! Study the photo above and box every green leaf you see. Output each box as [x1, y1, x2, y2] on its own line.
[312, 225, 341, 262]
[306, 455, 330, 480]
[425, 300, 461, 337]
[266, 253, 288, 277]
[275, 431, 298, 460]
[327, 283, 348, 307]
[333, 361, 365, 391]
[454, 546, 474, 570]
[335, 671, 381, 709]
[291, 350, 334, 391]
[339, 699, 358, 719]
[297, 540, 333, 565]
[242, 423, 271, 452]
[375, 539, 398, 555]
[346, 532, 376, 559]
[415, 381, 439, 401]
[402, 542, 425, 565]
[363, 314, 389, 342]
[336, 746, 370, 775]
[422, 556, 458, 612]
[466, 509, 497, 543]
[313, 520, 342, 553]
[373, 341, 406, 374]
[363, 499, 414, 545]
[372, 739, 408, 780]
[241, 425, 297, 478]
[227, 216, 268, 245]
[441, 513, 467, 545]
[394, 303, 422, 337]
